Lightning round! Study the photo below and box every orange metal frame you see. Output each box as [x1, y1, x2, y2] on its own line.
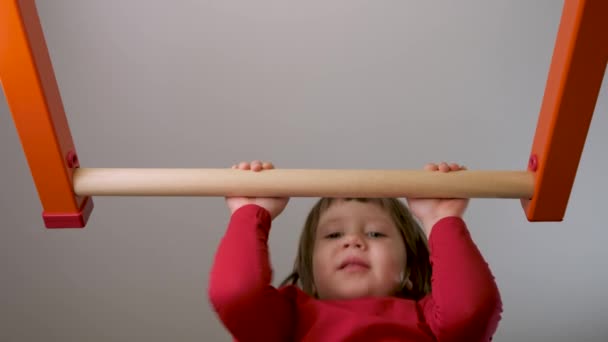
[521, 0, 607, 221]
[1, 0, 606, 228]
[0, 0, 93, 228]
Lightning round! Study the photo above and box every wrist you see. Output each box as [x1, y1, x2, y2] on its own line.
[422, 215, 462, 234]
[231, 203, 274, 223]
[231, 203, 265, 216]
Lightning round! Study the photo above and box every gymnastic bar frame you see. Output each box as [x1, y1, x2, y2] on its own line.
[1, 0, 606, 228]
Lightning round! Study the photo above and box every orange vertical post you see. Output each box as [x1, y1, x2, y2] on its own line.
[522, 0, 607, 221]
[0, 0, 93, 228]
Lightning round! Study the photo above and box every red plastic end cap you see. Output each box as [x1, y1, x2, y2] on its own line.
[42, 197, 94, 228]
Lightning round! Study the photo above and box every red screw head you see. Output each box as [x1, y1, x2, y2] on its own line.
[528, 154, 538, 171]
[66, 150, 80, 168]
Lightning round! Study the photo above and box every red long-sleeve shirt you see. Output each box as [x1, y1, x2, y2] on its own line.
[209, 204, 502, 341]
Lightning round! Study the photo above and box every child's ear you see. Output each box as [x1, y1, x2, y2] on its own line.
[312, 284, 319, 298]
[404, 279, 413, 291]
[399, 270, 413, 291]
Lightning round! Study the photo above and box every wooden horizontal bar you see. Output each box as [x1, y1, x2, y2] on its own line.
[72, 168, 534, 199]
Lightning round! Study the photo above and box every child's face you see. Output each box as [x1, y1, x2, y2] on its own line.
[312, 200, 407, 300]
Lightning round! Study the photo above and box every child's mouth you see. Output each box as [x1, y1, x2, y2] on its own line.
[338, 257, 370, 271]
[341, 263, 370, 272]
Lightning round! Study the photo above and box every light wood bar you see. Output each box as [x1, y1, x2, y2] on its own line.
[73, 168, 535, 199]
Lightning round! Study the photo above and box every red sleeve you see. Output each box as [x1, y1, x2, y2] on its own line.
[421, 217, 503, 342]
[208, 204, 294, 341]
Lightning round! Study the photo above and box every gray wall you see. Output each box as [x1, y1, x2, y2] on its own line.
[1, 1, 607, 341]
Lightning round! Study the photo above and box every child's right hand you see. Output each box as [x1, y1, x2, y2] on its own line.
[225, 160, 289, 220]
[407, 162, 470, 235]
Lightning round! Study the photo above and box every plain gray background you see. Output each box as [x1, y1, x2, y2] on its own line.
[1, 1, 607, 341]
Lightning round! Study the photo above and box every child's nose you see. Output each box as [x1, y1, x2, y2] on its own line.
[343, 234, 365, 249]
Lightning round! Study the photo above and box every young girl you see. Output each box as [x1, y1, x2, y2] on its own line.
[209, 160, 502, 341]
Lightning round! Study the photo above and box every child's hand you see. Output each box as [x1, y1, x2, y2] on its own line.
[407, 162, 470, 236]
[226, 160, 289, 220]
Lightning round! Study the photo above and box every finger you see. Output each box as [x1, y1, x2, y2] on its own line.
[449, 162, 461, 171]
[238, 161, 250, 170]
[262, 162, 274, 170]
[251, 160, 263, 171]
[424, 163, 438, 171]
[438, 162, 450, 172]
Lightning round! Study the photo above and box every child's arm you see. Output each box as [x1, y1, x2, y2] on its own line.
[407, 162, 502, 340]
[421, 216, 502, 341]
[208, 161, 294, 341]
[208, 204, 295, 341]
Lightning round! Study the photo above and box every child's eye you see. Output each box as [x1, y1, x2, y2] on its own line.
[325, 232, 342, 239]
[367, 232, 385, 238]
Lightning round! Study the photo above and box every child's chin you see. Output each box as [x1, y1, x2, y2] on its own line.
[332, 285, 383, 300]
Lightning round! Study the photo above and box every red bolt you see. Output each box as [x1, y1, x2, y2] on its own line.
[66, 150, 80, 168]
[528, 154, 538, 171]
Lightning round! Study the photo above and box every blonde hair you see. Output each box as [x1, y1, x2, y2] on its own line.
[280, 198, 432, 300]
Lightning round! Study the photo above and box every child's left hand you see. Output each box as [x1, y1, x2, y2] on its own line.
[407, 162, 470, 237]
